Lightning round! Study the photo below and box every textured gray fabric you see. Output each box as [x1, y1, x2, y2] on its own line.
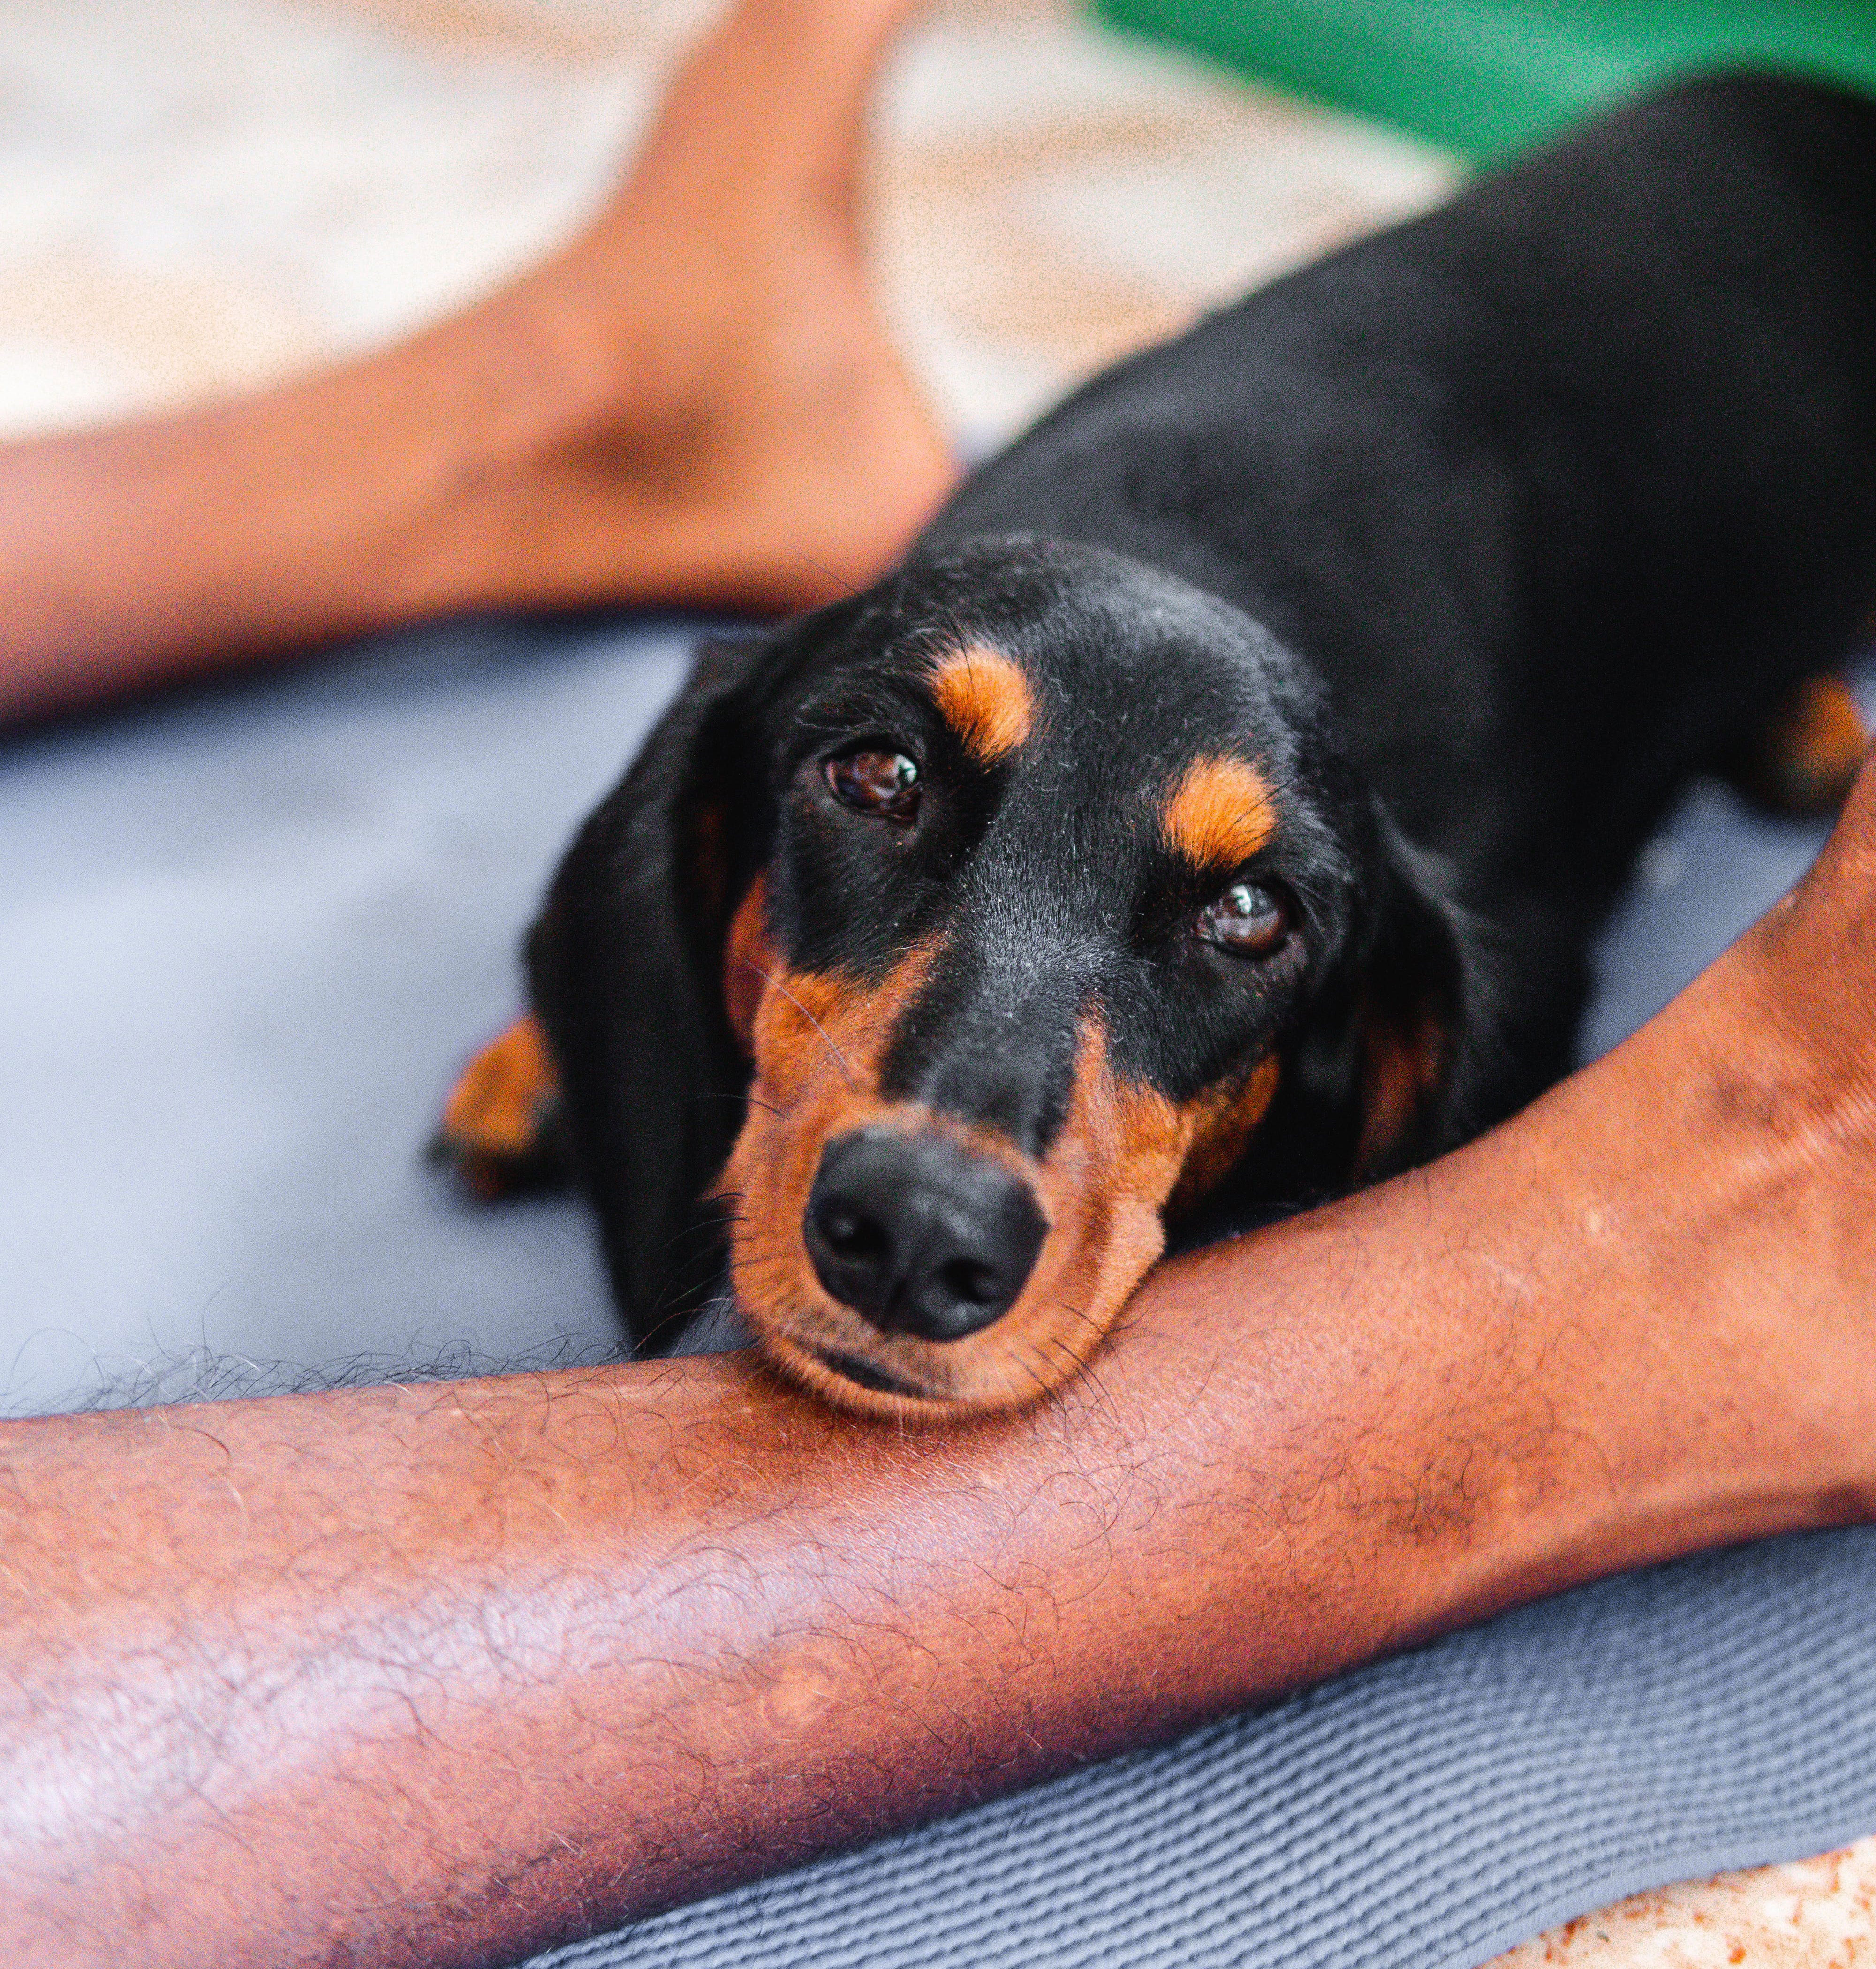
[1, 617, 1869, 1966]
[1, 620, 665, 1412]
[535, 1529, 1876, 1969]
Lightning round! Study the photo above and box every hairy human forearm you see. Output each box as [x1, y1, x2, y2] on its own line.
[7, 830, 1872, 1969]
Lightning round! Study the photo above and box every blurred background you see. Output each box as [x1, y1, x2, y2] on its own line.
[0, 0, 1460, 449]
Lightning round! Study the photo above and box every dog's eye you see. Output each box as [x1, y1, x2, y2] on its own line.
[1196, 880, 1291, 958]
[825, 748, 921, 823]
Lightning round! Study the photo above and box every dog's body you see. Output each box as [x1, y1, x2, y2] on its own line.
[452, 75, 1876, 1415]
[929, 71, 1876, 1086]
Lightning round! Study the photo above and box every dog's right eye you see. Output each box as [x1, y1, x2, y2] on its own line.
[1195, 878, 1292, 958]
[825, 748, 921, 824]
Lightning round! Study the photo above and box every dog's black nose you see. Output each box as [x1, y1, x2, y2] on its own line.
[804, 1127, 1047, 1342]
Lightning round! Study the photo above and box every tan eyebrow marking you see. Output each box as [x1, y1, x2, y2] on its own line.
[930, 647, 1035, 764]
[1161, 755, 1278, 870]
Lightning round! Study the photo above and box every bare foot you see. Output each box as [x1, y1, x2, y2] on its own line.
[0, 0, 957, 724]
[411, 0, 961, 619]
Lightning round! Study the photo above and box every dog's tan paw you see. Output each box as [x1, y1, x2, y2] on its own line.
[1724, 673, 1871, 817]
[431, 1015, 567, 1200]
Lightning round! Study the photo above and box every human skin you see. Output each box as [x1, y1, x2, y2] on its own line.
[4, 755, 1871, 1969]
[0, 0, 957, 727]
[3, 4, 1871, 1959]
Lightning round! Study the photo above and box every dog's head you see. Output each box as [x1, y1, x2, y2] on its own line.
[531, 538, 1487, 1416]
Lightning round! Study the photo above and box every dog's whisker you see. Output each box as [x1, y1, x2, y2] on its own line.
[660, 1214, 737, 1255]
[689, 1089, 779, 1118]
[1044, 1327, 1120, 1426]
[1050, 1297, 1104, 1342]
[793, 552, 863, 603]
[1012, 1343, 1054, 1401]
[734, 958, 857, 1090]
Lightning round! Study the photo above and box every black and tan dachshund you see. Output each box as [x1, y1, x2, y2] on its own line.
[439, 73, 1876, 1418]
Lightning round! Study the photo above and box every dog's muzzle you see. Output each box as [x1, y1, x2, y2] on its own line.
[802, 1126, 1047, 1342]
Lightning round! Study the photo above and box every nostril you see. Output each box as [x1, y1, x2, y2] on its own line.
[814, 1197, 887, 1266]
[938, 1257, 1002, 1308]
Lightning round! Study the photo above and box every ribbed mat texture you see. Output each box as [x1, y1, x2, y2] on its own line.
[537, 1528, 1876, 1969]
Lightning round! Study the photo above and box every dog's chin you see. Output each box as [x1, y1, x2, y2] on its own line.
[760, 1328, 989, 1423]
[744, 1296, 1097, 1422]
[727, 1188, 1172, 1420]
[756, 1324, 1043, 1420]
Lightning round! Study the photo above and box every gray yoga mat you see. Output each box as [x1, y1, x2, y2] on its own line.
[1, 615, 1870, 1967]
[545, 1528, 1876, 1969]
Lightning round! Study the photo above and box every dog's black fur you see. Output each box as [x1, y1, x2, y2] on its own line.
[528, 74, 1876, 1363]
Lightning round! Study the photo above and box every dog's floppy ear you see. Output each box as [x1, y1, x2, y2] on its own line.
[1346, 822, 1495, 1182]
[525, 604, 855, 1350]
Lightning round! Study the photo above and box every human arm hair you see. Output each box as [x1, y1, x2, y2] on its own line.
[5, 766, 1874, 1969]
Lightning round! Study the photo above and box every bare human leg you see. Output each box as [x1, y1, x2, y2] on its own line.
[2, 757, 1872, 1969]
[0, 0, 957, 727]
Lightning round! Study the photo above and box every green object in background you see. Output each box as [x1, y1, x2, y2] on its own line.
[1093, 0, 1876, 158]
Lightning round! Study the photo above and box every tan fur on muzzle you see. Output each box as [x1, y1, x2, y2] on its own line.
[718, 883, 1278, 1418]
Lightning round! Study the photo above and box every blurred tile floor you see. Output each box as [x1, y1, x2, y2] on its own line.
[0, 3, 1866, 1962]
[0, 0, 1456, 444]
